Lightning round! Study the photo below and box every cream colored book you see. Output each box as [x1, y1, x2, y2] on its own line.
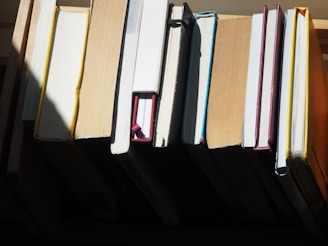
[33, 5, 119, 220]
[34, 6, 89, 140]
[74, 0, 128, 139]
[206, 16, 251, 148]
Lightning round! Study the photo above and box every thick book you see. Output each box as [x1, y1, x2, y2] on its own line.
[153, 2, 194, 147]
[275, 7, 328, 238]
[148, 3, 225, 224]
[130, 0, 169, 143]
[60, 0, 176, 225]
[182, 11, 217, 145]
[181, 12, 244, 216]
[109, 0, 172, 223]
[33, 5, 119, 221]
[113, 0, 181, 226]
[206, 16, 279, 222]
[290, 8, 328, 209]
[74, 0, 128, 140]
[110, 0, 143, 154]
[242, 4, 295, 221]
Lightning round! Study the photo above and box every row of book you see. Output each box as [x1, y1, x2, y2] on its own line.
[1, 0, 328, 240]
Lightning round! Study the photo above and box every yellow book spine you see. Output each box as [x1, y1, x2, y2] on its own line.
[33, 6, 58, 138]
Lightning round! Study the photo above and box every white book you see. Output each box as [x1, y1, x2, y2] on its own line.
[242, 8, 267, 147]
[290, 10, 307, 157]
[130, 0, 169, 142]
[34, 6, 89, 140]
[276, 9, 307, 168]
[110, 0, 144, 154]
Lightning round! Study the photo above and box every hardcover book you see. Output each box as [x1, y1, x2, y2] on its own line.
[206, 15, 278, 222]
[113, 0, 181, 226]
[275, 7, 328, 238]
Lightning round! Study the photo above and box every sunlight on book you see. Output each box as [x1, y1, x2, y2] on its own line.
[34, 6, 89, 140]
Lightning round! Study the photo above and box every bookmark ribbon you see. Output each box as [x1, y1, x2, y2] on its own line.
[131, 93, 156, 142]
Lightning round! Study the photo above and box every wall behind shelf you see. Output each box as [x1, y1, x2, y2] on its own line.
[173, 0, 328, 19]
[1, 0, 328, 24]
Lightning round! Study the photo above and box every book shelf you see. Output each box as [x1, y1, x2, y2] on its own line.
[1, 1, 328, 245]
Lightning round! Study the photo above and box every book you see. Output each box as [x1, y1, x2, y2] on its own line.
[63, 0, 178, 225]
[153, 2, 194, 147]
[275, 7, 328, 238]
[182, 11, 217, 145]
[112, 0, 181, 226]
[32, 3, 119, 221]
[74, 0, 128, 140]
[242, 5, 295, 220]
[108, 0, 170, 223]
[130, 0, 169, 143]
[28, 1, 161, 225]
[181, 12, 244, 215]
[206, 15, 278, 222]
[243, 5, 268, 148]
[206, 16, 252, 149]
[146, 3, 225, 223]
[110, 0, 144, 154]
[34, 6, 89, 141]
[255, 3, 284, 151]
[3, 0, 59, 237]
[71, 0, 145, 220]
